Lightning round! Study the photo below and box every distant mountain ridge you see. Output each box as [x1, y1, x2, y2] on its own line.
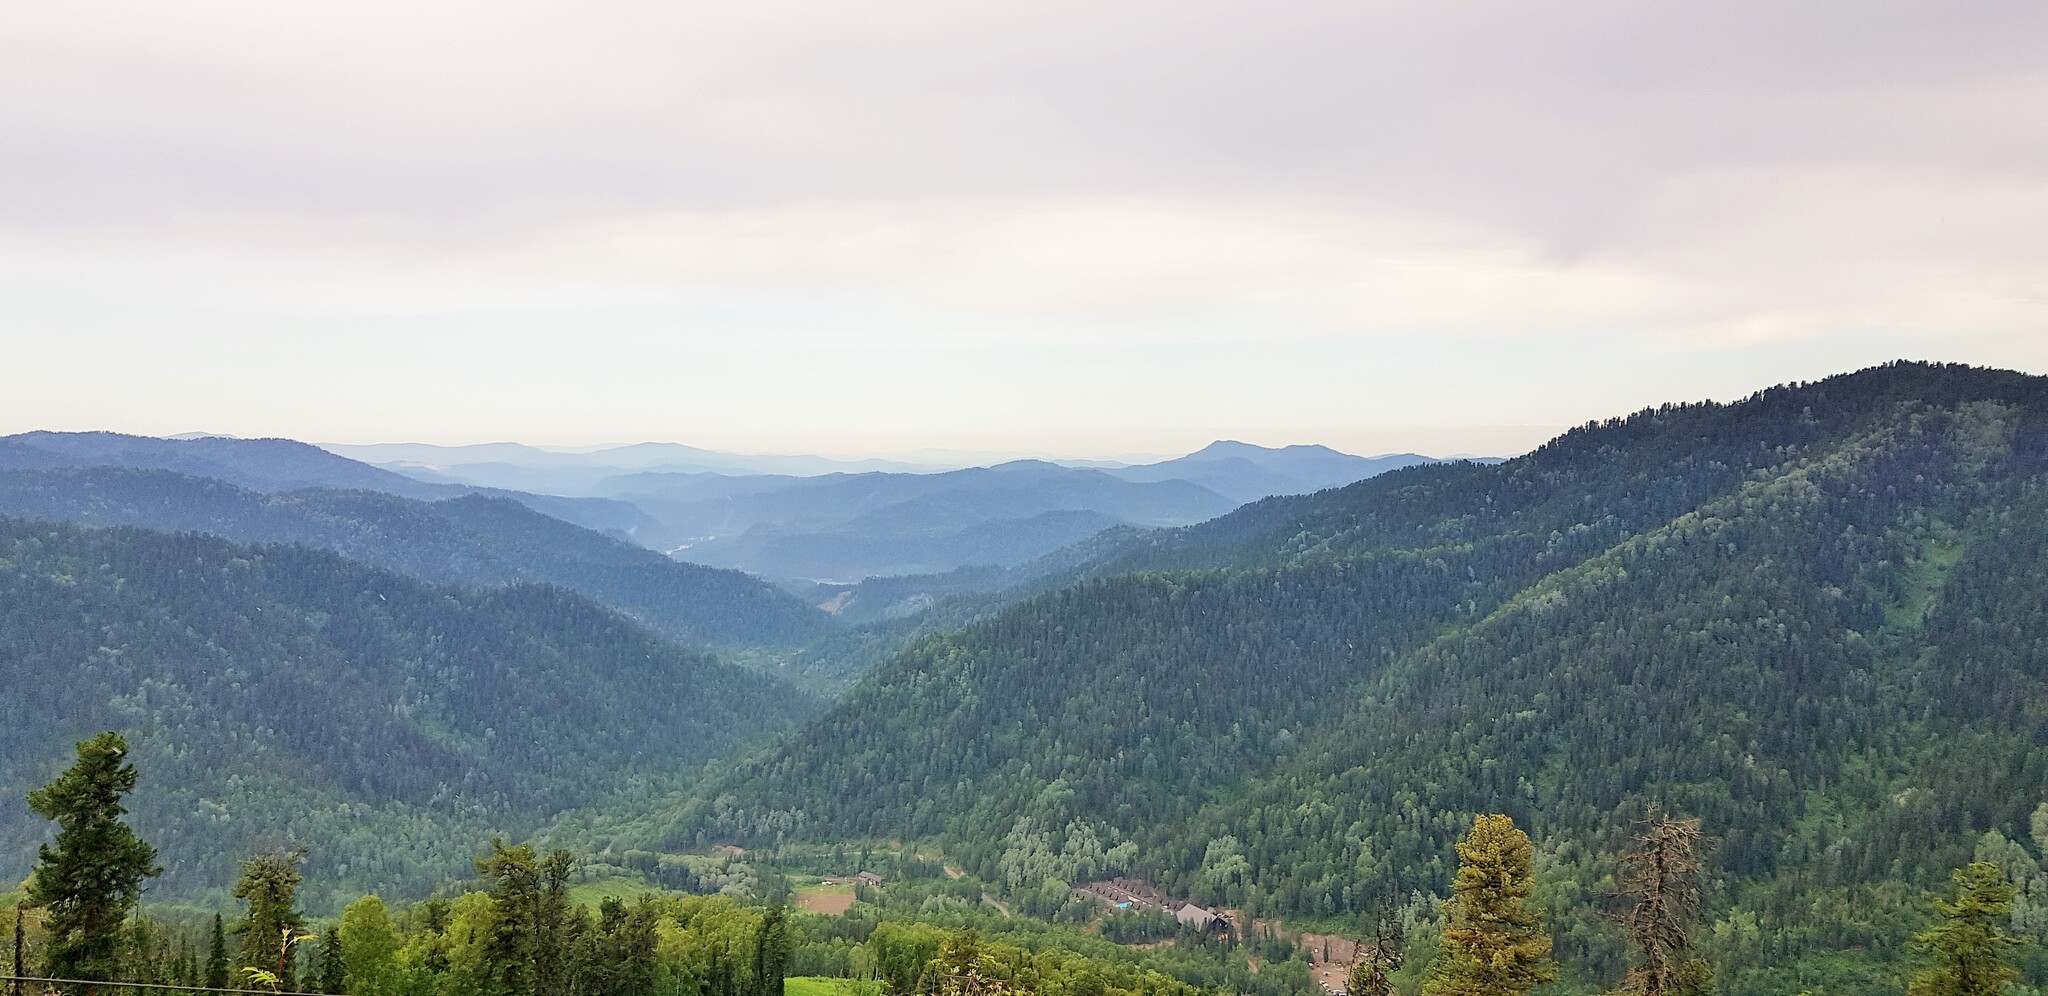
[650, 462, 1236, 580]
[0, 431, 674, 545]
[334, 437, 1457, 581]
[5, 431, 1468, 584]
[0, 466, 834, 647]
[1108, 441, 1438, 503]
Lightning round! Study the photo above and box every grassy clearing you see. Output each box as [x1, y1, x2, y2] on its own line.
[568, 872, 664, 906]
[786, 978, 877, 996]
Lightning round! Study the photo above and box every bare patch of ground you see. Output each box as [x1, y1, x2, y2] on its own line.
[796, 884, 856, 915]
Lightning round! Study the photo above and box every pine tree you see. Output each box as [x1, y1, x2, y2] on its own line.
[232, 851, 308, 992]
[206, 914, 230, 991]
[1907, 862, 2023, 996]
[23, 732, 162, 985]
[1423, 815, 1556, 996]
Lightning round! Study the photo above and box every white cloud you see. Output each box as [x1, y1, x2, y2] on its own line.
[2, 0, 2045, 447]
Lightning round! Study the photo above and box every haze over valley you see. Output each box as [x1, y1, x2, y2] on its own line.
[7, 4, 2048, 996]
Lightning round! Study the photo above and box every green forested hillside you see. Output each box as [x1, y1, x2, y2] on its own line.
[670, 362, 2048, 994]
[0, 518, 819, 908]
[0, 467, 833, 646]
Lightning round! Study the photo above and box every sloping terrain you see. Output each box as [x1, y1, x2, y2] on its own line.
[663, 462, 1236, 580]
[0, 432, 670, 545]
[0, 467, 833, 646]
[0, 519, 819, 907]
[1108, 441, 1437, 503]
[676, 362, 2048, 994]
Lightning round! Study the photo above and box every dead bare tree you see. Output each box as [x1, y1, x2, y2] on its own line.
[1613, 809, 1709, 996]
[1346, 897, 1406, 996]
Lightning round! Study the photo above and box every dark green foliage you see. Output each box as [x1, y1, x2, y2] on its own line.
[206, 913, 229, 990]
[680, 363, 2048, 994]
[233, 851, 307, 990]
[23, 732, 162, 983]
[0, 520, 818, 902]
[477, 839, 577, 996]
[0, 467, 833, 646]
[578, 897, 661, 996]
[755, 904, 791, 996]
[318, 926, 345, 995]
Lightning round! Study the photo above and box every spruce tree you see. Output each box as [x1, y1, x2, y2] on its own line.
[319, 928, 346, 994]
[1908, 862, 2022, 996]
[23, 732, 161, 984]
[206, 914, 230, 991]
[753, 904, 790, 996]
[11, 905, 25, 996]
[477, 839, 577, 996]
[1423, 815, 1555, 996]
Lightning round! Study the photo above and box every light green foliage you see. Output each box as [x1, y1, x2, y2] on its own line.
[1978, 823, 2048, 940]
[340, 895, 403, 996]
[1908, 862, 2023, 996]
[1423, 816, 1555, 996]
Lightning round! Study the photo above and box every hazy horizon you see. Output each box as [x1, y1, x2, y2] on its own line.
[6, 2, 2045, 455]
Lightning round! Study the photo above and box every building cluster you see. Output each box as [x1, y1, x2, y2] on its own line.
[1077, 878, 1232, 932]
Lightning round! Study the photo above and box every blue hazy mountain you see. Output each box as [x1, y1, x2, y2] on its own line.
[0, 431, 673, 546]
[648, 461, 1237, 580]
[0, 466, 834, 646]
[1108, 440, 1441, 503]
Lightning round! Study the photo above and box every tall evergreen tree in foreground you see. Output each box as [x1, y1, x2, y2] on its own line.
[478, 838, 577, 996]
[233, 850, 308, 992]
[1908, 861, 2023, 996]
[23, 731, 161, 984]
[1424, 815, 1555, 996]
[206, 913, 230, 991]
[318, 927, 346, 994]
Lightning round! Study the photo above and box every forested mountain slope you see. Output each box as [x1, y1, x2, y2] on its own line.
[675, 362, 2048, 994]
[0, 467, 833, 646]
[0, 518, 818, 908]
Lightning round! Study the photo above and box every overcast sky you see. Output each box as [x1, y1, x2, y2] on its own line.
[3, 1, 2044, 458]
